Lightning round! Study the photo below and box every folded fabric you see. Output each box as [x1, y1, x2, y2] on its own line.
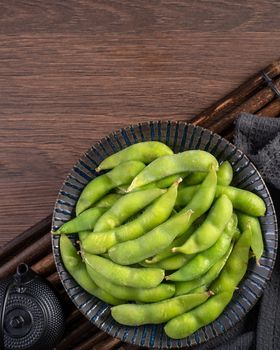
[234, 113, 280, 189]
[192, 113, 280, 350]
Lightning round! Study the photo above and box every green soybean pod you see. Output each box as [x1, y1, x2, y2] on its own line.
[54, 207, 106, 234]
[211, 227, 252, 293]
[141, 254, 194, 271]
[164, 292, 232, 339]
[237, 211, 263, 263]
[86, 266, 175, 303]
[76, 160, 145, 215]
[83, 253, 164, 289]
[145, 221, 199, 264]
[128, 150, 219, 191]
[96, 141, 173, 172]
[215, 185, 266, 217]
[175, 244, 233, 296]
[117, 173, 189, 193]
[95, 193, 122, 208]
[94, 188, 165, 232]
[176, 195, 233, 255]
[183, 161, 233, 186]
[60, 234, 122, 305]
[111, 292, 211, 326]
[78, 230, 92, 241]
[82, 180, 179, 254]
[217, 161, 233, 186]
[108, 167, 217, 265]
[168, 215, 236, 281]
[190, 285, 208, 293]
[183, 172, 206, 186]
[176, 185, 266, 217]
[176, 166, 217, 211]
[175, 185, 198, 208]
[108, 210, 193, 265]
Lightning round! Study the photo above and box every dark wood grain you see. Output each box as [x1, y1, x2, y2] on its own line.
[1, 0, 280, 247]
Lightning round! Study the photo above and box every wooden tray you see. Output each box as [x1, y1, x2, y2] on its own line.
[1, 59, 280, 350]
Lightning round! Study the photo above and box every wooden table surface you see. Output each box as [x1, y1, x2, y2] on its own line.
[1, 0, 280, 248]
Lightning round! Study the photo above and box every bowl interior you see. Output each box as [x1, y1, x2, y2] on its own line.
[52, 121, 277, 349]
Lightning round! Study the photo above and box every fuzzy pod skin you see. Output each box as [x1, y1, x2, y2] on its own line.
[94, 187, 165, 232]
[95, 193, 122, 208]
[176, 195, 233, 255]
[183, 161, 233, 186]
[54, 207, 106, 234]
[96, 141, 173, 171]
[164, 292, 232, 339]
[168, 215, 237, 281]
[211, 228, 252, 293]
[215, 186, 266, 217]
[76, 160, 145, 215]
[176, 185, 266, 217]
[145, 227, 195, 264]
[83, 253, 164, 289]
[128, 150, 219, 191]
[178, 166, 217, 222]
[82, 181, 179, 254]
[175, 244, 233, 296]
[111, 292, 211, 326]
[108, 167, 217, 266]
[108, 210, 193, 265]
[237, 211, 264, 263]
[141, 254, 194, 271]
[59, 234, 122, 305]
[86, 266, 175, 303]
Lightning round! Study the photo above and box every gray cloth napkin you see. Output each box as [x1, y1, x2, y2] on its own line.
[234, 113, 280, 189]
[192, 113, 280, 350]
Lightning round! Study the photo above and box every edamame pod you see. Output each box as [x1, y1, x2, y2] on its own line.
[177, 195, 233, 254]
[215, 185, 266, 217]
[83, 253, 164, 289]
[175, 244, 233, 296]
[60, 234, 122, 305]
[176, 185, 266, 217]
[94, 188, 165, 232]
[54, 207, 106, 234]
[82, 181, 179, 254]
[95, 193, 122, 208]
[216, 161, 233, 186]
[79, 230, 91, 241]
[96, 141, 173, 171]
[111, 292, 211, 326]
[108, 210, 193, 265]
[145, 220, 200, 264]
[117, 173, 188, 193]
[86, 266, 175, 303]
[164, 292, 232, 339]
[112, 167, 217, 265]
[211, 227, 252, 293]
[190, 285, 208, 293]
[168, 214, 236, 281]
[237, 211, 263, 263]
[76, 160, 145, 215]
[128, 150, 219, 191]
[141, 254, 194, 271]
[183, 161, 233, 186]
[178, 166, 217, 221]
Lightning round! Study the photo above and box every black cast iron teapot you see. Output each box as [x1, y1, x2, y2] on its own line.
[0, 263, 65, 350]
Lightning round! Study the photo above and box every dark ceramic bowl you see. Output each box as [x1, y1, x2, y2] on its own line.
[52, 121, 277, 349]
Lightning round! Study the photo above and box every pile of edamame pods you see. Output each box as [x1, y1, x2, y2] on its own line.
[54, 141, 266, 339]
